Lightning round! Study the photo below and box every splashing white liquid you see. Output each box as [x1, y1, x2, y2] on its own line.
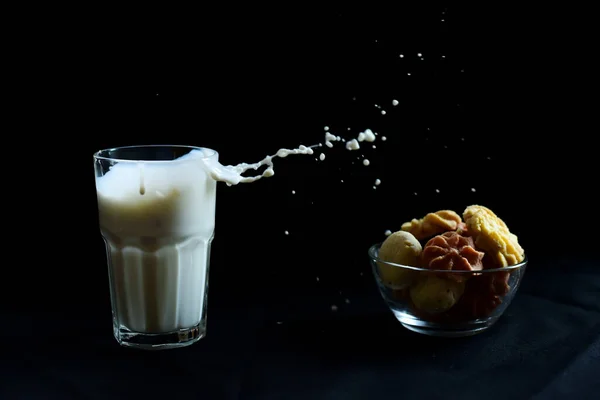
[357, 129, 376, 142]
[325, 132, 338, 148]
[374, 179, 381, 185]
[196, 125, 381, 186]
[392, 99, 399, 106]
[198, 146, 314, 186]
[346, 139, 360, 150]
[363, 159, 370, 166]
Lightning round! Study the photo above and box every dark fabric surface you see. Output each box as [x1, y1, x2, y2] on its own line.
[2, 257, 599, 400]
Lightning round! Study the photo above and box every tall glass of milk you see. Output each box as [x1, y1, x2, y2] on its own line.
[93, 145, 217, 350]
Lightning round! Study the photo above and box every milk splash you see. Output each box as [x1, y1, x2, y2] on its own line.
[194, 126, 382, 186]
[197, 145, 315, 186]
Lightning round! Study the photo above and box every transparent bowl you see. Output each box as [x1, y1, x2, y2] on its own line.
[368, 243, 528, 337]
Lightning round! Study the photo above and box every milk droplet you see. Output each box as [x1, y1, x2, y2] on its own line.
[381, 110, 386, 115]
[435, 189, 440, 193]
[372, 186, 376, 190]
[384, 230, 392, 236]
[471, 188, 476, 192]
[487, 156, 491, 160]
[344, 298, 350, 304]
[374, 179, 381, 185]
[316, 276, 320, 282]
[340, 179, 344, 183]
[414, 192, 418, 195]
[346, 139, 360, 150]
[399, 54, 404, 58]
[461, 137, 465, 141]
[442, 55, 446, 58]
[417, 53, 422, 57]
[331, 305, 338, 312]
[407, 73, 411, 76]
[372, 145, 376, 149]
[263, 168, 274, 177]
[319, 153, 326, 161]
[363, 159, 370, 166]
[362, 129, 376, 142]
[392, 99, 399, 106]
[381, 136, 387, 141]
[324, 126, 329, 131]
[284, 231, 289, 235]
[276, 321, 282, 325]
[292, 190, 295, 194]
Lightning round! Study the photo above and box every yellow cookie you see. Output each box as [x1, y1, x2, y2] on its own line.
[410, 274, 465, 314]
[401, 210, 462, 240]
[377, 231, 421, 289]
[463, 205, 525, 267]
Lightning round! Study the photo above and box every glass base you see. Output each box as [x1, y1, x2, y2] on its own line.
[393, 310, 499, 338]
[113, 322, 206, 350]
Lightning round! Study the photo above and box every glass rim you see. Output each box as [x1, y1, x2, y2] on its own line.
[93, 144, 218, 163]
[368, 242, 528, 274]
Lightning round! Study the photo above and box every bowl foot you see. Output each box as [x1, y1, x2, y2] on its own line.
[393, 310, 499, 338]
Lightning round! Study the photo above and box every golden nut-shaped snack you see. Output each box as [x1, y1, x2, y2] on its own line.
[421, 231, 485, 273]
[410, 274, 465, 314]
[377, 231, 422, 289]
[463, 205, 525, 267]
[401, 210, 462, 240]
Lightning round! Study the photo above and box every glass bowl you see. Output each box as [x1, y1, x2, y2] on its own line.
[368, 243, 528, 337]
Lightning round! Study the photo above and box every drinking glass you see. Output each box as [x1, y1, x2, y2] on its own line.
[93, 145, 218, 350]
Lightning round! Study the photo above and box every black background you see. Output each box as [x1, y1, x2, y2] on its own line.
[3, 3, 598, 399]
[47, 3, 594, 309]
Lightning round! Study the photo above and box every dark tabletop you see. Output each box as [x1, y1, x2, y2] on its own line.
[3, 256, 599, 400]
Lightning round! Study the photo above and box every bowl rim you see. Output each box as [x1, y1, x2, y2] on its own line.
[368, 242, 528, 274]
